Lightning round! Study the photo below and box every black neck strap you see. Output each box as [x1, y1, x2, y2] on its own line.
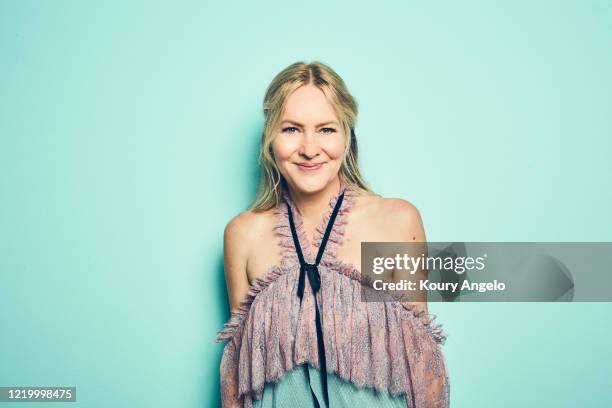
[284, 189, 345, 407]
[286, 190, 345, 266]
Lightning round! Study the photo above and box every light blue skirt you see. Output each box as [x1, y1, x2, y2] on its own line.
[253, 364, 407, 408]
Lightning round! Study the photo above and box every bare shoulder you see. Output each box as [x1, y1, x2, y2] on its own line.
[354, 192, 426, 241]
[223, 208, 279, 308]
[382, 197, 423, 224]
[224, 208, 277, 249]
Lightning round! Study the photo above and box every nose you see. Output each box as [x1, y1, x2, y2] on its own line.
[299, 132, 320, 159]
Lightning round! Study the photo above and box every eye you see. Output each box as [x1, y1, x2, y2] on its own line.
[281, 126, 299, 133]
[320, 127, 337, 134]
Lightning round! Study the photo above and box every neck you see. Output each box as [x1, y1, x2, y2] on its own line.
[286, 177, 343, 221]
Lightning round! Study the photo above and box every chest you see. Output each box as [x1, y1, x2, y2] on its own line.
[246, 211, 393, 283]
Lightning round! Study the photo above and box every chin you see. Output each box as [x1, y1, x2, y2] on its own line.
[286, 173, 333, 195]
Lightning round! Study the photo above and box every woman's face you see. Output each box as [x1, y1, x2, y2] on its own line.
[272, 84, 345, 195]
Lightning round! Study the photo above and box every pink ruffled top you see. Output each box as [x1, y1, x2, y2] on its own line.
[217, 183, 450, 408]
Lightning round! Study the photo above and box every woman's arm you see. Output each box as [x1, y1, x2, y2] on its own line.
[387, 199, 429, 314]
[223, 213, 252, 311]
[389, 200, 450, 407]
[219, 214, 253, 408]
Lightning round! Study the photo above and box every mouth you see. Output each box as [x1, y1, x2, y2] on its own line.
[295, 162, 324, 172]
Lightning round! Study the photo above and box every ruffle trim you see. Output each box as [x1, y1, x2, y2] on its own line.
[228, 265, 450, 405]
[329, 260, 448, 345]
[216, 181, 448, 346]
[216, 265, 288, 342]
[216, 180, 356, 343]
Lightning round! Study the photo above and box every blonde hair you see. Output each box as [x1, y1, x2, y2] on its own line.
[250, 61, 371, 211]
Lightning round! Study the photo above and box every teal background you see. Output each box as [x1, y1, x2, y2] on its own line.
[1, 1, 610, 407]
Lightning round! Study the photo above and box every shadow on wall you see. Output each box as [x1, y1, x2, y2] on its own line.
[205, 121, 264, 407]
[209, 254, 227, 407]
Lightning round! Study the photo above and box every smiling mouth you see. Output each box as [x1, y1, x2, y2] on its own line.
[295, 162, 324, 172]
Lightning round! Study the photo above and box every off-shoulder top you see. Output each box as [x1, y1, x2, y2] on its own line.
[217, 182, 450, 408]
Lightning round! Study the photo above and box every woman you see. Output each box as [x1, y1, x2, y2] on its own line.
[218, 61, 449, 408]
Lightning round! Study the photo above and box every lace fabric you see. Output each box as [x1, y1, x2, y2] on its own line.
[217, 181, 450, 408]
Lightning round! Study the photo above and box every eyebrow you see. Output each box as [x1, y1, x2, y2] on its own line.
[281, 119, 339, 127]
